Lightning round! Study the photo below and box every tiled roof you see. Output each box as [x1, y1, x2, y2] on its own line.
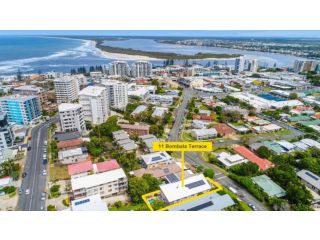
[68, 161, 93, 176]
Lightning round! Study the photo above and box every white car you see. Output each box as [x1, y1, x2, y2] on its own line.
[42, 170, 47, 176]
[25, 189, 30, 195]
[41, 192, 46, 201]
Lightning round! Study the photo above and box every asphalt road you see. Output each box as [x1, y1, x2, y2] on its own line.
[168, 88, 268, 211]
[18, 117, 58, 211]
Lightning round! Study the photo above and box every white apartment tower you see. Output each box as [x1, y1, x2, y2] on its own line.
[102, 80, 128, 109]
[248, 59, 258, 72]
[79, 86, 110, 125]
[234, 56, 245, 74]
[54, 76, 80, 104]
[109, 61, 131, 76]
[58, 103, 86, 133]
[131, 61, 152, 77]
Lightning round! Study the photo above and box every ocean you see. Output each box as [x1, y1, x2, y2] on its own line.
[0, 36, 111, 75]
[0, 36, 303, 76]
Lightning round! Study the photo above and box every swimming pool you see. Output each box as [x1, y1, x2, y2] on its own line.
[258, 93, 285, 102]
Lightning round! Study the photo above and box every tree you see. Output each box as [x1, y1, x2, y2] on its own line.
[128, 177, 151, 203]
[86, 137, 104, 156]
[152, 199, 166, 210]
[47, 205, 57, 211]
[118, 153, 140, 172]
[289, 92, 298, 100]
[240, 135, 251, 146]
[230, 162, 259, 176]
[286, 182, 313, 206]
[89, 116, 120, 140]
[256, 146, 272, 159]
[142, 174, 162, 192]
[203, 168, 215, 179]
[208, 154, 217, 164]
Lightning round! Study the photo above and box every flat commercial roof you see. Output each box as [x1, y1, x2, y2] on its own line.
[71, 168, 126, 191]
[79, 86, 105, 97]
[160, 174, 212, 203]
[71, 194, 108, 211]
[252, 175, 286, 197]
[233, 145, 274, 171]
[169, 193, 235, 211]
[58, 103, 82, 112]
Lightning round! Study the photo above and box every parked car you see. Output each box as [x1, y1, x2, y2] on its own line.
[22, 172, 27, 178]
[25, 189, 30, 195]
[41, 192, 46, 201]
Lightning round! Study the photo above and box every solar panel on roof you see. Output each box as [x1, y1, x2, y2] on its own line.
[185, 180, 206, 189]
[160, 153, 166, 157]
[151, 156, 162, 162]
[163, 168, 170, 174]
[166, 173, 179, 183]
[306, 171, 320, 181]
[187, 201, 214, 211]
[74, 198, 90, 206]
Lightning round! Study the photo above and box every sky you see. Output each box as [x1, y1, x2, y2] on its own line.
[0, 30, 320, 38]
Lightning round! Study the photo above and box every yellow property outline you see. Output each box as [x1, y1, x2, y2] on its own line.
[142, 177, 223, 211]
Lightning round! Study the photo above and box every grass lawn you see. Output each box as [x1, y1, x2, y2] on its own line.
[181, 131, 195, 141]
[49, 164, 70, 182]
[259, 129, 291, 137]
[109, 203, 149, 211]
[242, 129, 291, 139]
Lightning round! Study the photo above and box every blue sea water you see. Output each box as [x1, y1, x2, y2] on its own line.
[103, 38, 303, 67]
[0, 36, 304, 76]
[0, 36, 112, 75]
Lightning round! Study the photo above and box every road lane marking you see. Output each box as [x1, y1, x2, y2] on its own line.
[28, 124, 44, 211]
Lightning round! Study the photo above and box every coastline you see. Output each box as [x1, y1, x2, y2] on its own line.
[92, 39, 240, 61]
[92, 40, 161, 61]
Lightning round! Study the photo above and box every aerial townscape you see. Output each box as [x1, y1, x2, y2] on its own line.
[2, 32, 320, 212]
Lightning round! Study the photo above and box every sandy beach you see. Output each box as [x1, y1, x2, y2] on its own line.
[90, 40, 238, 61]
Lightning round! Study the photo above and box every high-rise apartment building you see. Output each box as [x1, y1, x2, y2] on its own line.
[108, 61, 131, 76]
[234, 57, 245, 73]
[54, 76, 80, 104]
[79, 86, 110, 125]
[131, 61, 152, 77]
[101, 80, 128, 109]
[293, 60, 319, 73]
[0, 113, 13, 149]
[58, 103, 86, 133]
[248, 59, 258, 72]
[0, 95, 42, 125]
